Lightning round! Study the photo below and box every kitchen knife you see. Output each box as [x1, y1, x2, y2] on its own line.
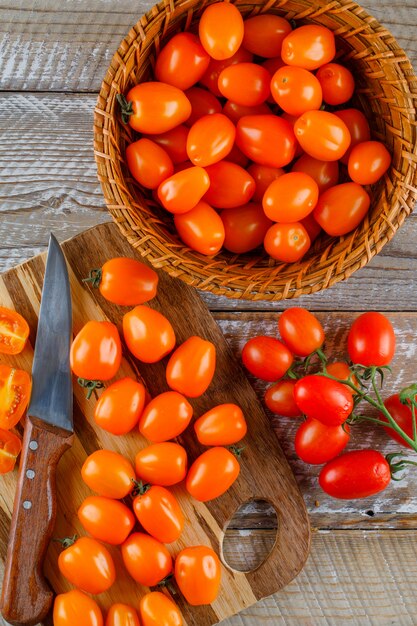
[0, 234, 74, 626]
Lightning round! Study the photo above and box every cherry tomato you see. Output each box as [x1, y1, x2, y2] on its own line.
[295, 418, 350, 465]
[381, 394, 415, 449]
[326, 362, 358, 396]
[88, 257, 158, 306]
[247, 164, 285, 202]
[226, 143, 250, 167]
[347, 312, 395, 366]
[70, 321, 122, 382]
[133, 484, 184, 543]
[348, 140, 391, 185]
[58, 536, 115, 594]
[175, 546, 221, 605]
[281, 24, 336, 70]
[194, 403, 247, 445]
[186, 447, 240, 501]
[0, 428, 22, 474]
[294, 375, 353, 426]
[0, 307, 29, 355]
[300, 212, 322, 242]
[223, 100, 271, 124]
[280, 112, 304, 157]
[139, 592, 183, 626]
[139, 391, 193, 442]
[291, 153, 339, 193]
[157, 166, 210, 214]
[200, 48, 253, 97]
[94, 377, 146, 435]
[294, 111, 351, 161]
[263, 172, 319, 222]
[146, 125, 189, 164]
[185, 87, 222, 126]
[243, 14, 292, 58]
[278, 308, 324, 357]
[126, 139, 173, 190]
[218, 63, 271, 106]
[319, 449, 391, 499]
[221, 202, 273, 254]
[264, 380, 302, 417]
[316, 63, 355, 105]
[135, 442, 187, 486]
[242, 336, 293, 382]
[53, 590, 103, 626]
[81, 449, 136, 499]
[199, 2, 244, 60]
[204, 161, 255, 208]
[0, 365, 31, 430]
[78, 496, 135, 545]
[123, 305, 176, 363]
[313, 182, 370, 236]
[166, 336, 216, 397]
[333, 109, 371, 164]
[106, 604, 140, 626]
[121, 532, 172, 586]
[236, 115, 296, 167]
[123, 83, 191, 133]
[174, 201, 225, 256]
[264, 222, 310, 263]
[186, 113, 235, 166]
[155, 33, 210, 90]
[271, 66, 322, 116]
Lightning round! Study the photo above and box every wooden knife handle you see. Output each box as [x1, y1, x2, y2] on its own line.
[0, 416, 73, 626]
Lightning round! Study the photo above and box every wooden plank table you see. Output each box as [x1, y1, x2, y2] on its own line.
[0, 1, 416, 624]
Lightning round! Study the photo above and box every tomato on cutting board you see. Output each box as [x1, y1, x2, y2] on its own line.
[139, 390, 193, 442]
[105, 604, 140, 626]
[175, 546, 221, 605]
[70, 321, 122, 390]
[77, 496, 135, 545]
[57, 536, 115, 594]
[0, 428, 22, 474]
[81, 449, 136, 499]
[133, 483, 184, 543]
[0, 365, 31, 430]
[135, 442, 187, 486]
[186, 446, 240, 501]
[166, 336, 216, 397]
[53, 590, 103, 626]
[139, 592, 183, 626]
[194, 403, 247, 445]
[94, 377, 146, 435]
[123, 305, 176, 363]
[121, 532, 172, 586]
[0, 306, 29, 355]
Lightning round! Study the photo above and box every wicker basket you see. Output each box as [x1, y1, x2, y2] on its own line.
[94, 0, 417, 302]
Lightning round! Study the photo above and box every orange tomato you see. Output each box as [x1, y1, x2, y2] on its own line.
[222, 100, 271, 124]
[186, 447, 240, 501]
[280, 112, 304, 158]
[200, 47, 253, 97]
[247, 164, 285, 202]
[81, 449, 136, 499]
[333, 109, 371, 164]
[94, 377, 146, 435]
[263, 172, 319, 222]
[0, 365, 31, 430]
[221, 202, 273, 254]
[139, 592, 183, 626]
[58, 536, 115, 594]
[53, 590, 103, 626]
[174, 201, 225, 256]
[175, 546, 221, 605]
[242, 335, 293, 381]
[78, 496, 135, 545]
[264, 222, 310, 263]
[89, 257, 158, 306]
[300, 212, 322, 242]
[279, 307, 325, 356]
[121, 533, 172, 586]
[199, 2, 244, 60]
[0, 307, 29, 355]
[146, 125, 189, 164]
[157, 166, 210, 214]
[236, 115, 296, 167]
[194, 404, 247, 445]
[186, 113, 235, 166]
[139, 390, 193, 442]
[155, 33, 210, 90]
[316, 63, 355, 105]
[294, 111, 351, 161]
[291, 153, 339, 193]
[348, 140, 391, 185]
[204, 161, 255, 208]
[264, 380, 302, 418]
[281, 24, 335, 70]
[70, 321, 122, 382]
[105, 604, 140, 626]
[184, 87, 222, 126]
[243, 14, 292, 58]
[126, 139, 174, 189]
[0, 428, 22, 474]
[133, 484, 184, 543]
[166, 336, 216, 397]
[135, 442, 187, 486]
[314, 182, 370, 236]
[271, 66, 322, 116]
[123, 305, 176, 363]
[326, 362, 358, 395]
[218, 63, 271, 106]
[123, 83, 191, 133]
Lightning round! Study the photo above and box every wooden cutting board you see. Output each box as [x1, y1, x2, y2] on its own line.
[0, 222, 310, 625]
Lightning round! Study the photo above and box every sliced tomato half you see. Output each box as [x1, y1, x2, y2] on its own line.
[0, 428, 22, 473]
[0, 307, 30, 355]
[0, 365, 32, 429]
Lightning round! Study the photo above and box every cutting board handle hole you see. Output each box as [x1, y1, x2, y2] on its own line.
[221, 499, 278, 573]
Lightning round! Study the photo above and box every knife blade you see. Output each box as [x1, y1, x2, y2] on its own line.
[0, 234, 74, 626]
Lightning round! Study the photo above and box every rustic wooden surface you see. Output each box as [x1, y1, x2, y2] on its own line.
[0, 0, 416, 624]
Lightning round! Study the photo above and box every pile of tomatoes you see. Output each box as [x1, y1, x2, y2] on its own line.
[120, 1, 391, 263]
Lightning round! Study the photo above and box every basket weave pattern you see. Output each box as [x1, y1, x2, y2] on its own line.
[94, 0, 417, 301]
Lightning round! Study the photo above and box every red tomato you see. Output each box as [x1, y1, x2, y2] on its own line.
[381, 394, 415, 449]
[94, 377, 146, 435]
[54, 590, 103, 626]
[221, 202, 273, 253]
[174, 201, 225, 256]
[223, 100, 271, 124]
[295, 418, 350, 464]
[199, 2, 244, 60]
[300, 213, 321, 242]
[319, 450, 391, 499]
[146, 125, 189, 164]
[200, 48, 253, 97]
[262, 56, 286, 76]
[155, 33, 210, 90]
[106, 605, 140, 626]
[271, 66, 322, 116]
[247, 164, 285, 202]
[0, 306, 29, 355]
[157, 166, 210, 214]
[333, 109, 371, 164]
[70, 321, 122, 382]
[204, 161, 255, 208]
[186, 113, 235, 166]
[0, 365, 31, 430]
[133, 484, 184, 543]
[81, 449, 136, 499]
[281, 24, 336, 70]
[280, 112, 304, 157]
[243, 14, 292, 58]
[316, 63, 355, 105]
[0, 428, 22, 474]
[227, 143, 250, 167]
[242, 336, 293, 382]
[166, 336, 216, 397]
[292, 153, 339, 193]
[264, 222, 310, 263]
[194, 403, 247, 445]
[122, 83, 191, 133]
[186, 447, 240, 501]
[139, 593, 183, 626]
[263, 172, 319, 222]
[278, 308, 324, 357]
[78, 496, 135, 545]
[185, 86, 222, 126]
[58, 536, 115, 594]
[347, 312, 395, 366]
[139, 391, 193, 442]
[175, 546, 221, 606]
[294, 111, 351, 161]
[123, 305, 176, 363]
[218, 63, 271, 106]
[348, 140, 391, 185]
[236, 115, 296, 167]
[294, 375, 353, 426]
[90, 257, 158, 306]
[121, 532, 172, 586]
[126, 139, 173, 189]
[135, 442, 187, 486]
[264, 380, 302, 417]
[313, 182, 370, 236]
